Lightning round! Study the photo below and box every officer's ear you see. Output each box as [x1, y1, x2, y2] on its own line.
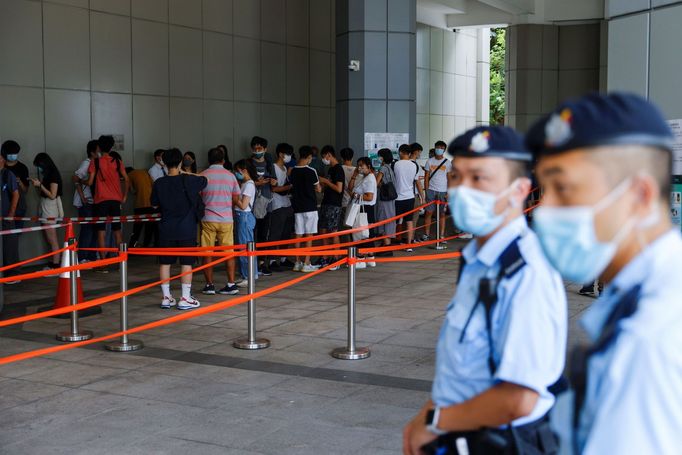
[632, 172, 660, 217]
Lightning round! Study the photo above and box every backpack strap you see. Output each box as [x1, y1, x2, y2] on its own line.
[428, 159, 448, 181]
[458, 236, 526, 375]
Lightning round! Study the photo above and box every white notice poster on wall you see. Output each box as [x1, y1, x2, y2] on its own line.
[364, 132, 410, 168]
[668, 119, 682, 175]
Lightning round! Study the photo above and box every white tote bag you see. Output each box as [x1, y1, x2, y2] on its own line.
[344, 197, 361, 227]
[351, 206, 370, 241]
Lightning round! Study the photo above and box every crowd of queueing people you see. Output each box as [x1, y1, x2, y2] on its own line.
[0, 135, 457, 310]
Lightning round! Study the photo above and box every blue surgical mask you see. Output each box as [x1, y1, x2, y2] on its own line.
[533, 179, 634, 284]
[235, 171, 244, 180]
[435, 148, 445, 156]
[6, 154, 18, 162]
[253, 151, 265, 159]
[448, 182, 516, 237]
[283, 155, 292, 164]
[36, 165, 44, 174]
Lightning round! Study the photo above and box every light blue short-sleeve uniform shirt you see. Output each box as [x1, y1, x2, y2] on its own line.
[432, 216, 568, 426]
[575, 230, 682, 454]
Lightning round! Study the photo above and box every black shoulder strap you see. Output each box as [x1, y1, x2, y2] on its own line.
[570, 285, 641, 436]
[428, 159, 448, 181]
[458, 236, 526, 376]
[94, 157, 101, 180]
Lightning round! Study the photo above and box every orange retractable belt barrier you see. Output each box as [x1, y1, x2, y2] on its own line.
[0, 245, 70, 273]
[0, 255, 124, 284]
[0, 258, 345, 366]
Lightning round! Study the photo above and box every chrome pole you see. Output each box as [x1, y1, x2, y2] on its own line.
[105, 243, 143, 352]
[332, 247, 370, 360]
[233, 241, 270, 350]
[57, 238, 93, 342]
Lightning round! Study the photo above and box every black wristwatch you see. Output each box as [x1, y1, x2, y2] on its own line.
[425, 407, 447, 435]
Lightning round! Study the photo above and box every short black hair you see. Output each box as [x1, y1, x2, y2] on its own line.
[340, 147, 354, 161]
[399, 144, 411, 155]
[98, 135, 115, 154]
[299, 145, 313, 160]
[357, 157, 374, 171]
[250, 136, 268, 148]
[275, 142, 293, 156]
[86, 140, 98, 158]
[234, 158, 258, 180]
[320, 145, 336, 159]
[163, 148, 183, 169]
[435, 140, 447, 149]
[410, 142, 423, 153]
[154, 149, 165, 159]
[378, 148, 393, 164]
[208, 147, 224, 165]
[125, 166, 134, 174]
[1, 140, 20, 158]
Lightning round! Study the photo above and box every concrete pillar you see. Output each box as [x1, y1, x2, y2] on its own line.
[476, 28, 491, 126]
[336, 0, 417, 156]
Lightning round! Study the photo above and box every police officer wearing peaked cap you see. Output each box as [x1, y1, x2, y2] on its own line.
[403, 126, 567, 455]
[527, 92, 682, 454]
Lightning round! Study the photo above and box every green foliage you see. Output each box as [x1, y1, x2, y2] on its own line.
[490, 28, 506, 125]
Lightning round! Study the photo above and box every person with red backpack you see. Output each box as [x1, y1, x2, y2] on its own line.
[86, 135, 129, 273]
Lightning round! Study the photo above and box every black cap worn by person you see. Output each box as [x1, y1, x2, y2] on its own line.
[448, 126, 532, 162]
[526, 92, 674, 157]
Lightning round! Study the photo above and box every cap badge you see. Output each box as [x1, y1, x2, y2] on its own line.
[545, 108, 573, 147]
[469, 131, 491, 153]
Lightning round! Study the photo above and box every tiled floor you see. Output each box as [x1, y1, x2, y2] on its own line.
[0, 241, 594, 454]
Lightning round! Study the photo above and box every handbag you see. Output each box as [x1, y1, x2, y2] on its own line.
[252, 186, 272, 219]
[379, 165, 398, 201]
[344, 196, 361, 227]
[351, 205, 370, 241]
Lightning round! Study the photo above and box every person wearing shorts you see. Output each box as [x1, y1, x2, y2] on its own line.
[87, 135, 129, 272]
[151, 148, 207, 311]
[199, 147, 241, 296]
[393, 144, 424, 251]
[290, 146, 322, 272]
[268, 143, 295, 271]
[422, 141, 452, 241]
[318, 145, 344, 265]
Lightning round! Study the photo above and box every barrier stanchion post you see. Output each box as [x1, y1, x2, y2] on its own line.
[105, 243, 143, 352]
[233, 242, 270, 350]
[332, 247, 370, 360]
[56, 239, 93, 342]
[431, 202, 447, 251]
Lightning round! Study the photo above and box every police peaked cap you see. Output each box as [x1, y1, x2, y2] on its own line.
[526, 92, 674, 157]
[448, 126, 532, 162]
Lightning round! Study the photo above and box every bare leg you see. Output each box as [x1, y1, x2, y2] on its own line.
[424, 211, 433, 237]
[43, 227, 61, 266]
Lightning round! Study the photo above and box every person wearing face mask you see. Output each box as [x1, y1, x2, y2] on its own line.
[248, 136, 276, 275]
[181, 151, 197, 174]
[318, 145, 345, 267]
[148, 149, 168, 182]
[527, 92, 682, 454]
[403, 126, 567, 455]
[422, 140, 452, 242]
[267, 143, 295, 272]
[1, 140, 30, 275]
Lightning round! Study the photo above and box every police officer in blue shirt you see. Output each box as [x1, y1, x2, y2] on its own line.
[527, 92, 682, 454]
[403, 126, 567, 455]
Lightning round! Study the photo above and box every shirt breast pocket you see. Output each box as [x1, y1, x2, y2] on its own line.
[446, 302, 491, 379]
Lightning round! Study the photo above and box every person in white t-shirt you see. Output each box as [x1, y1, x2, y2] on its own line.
[393, 144, 424, 251]
[350, 157, 377, 268]
[233, 159, 258, 281]
[410, 142, 426, 240]
[422, 140, 452, 241]
[148, 149, 168, 182]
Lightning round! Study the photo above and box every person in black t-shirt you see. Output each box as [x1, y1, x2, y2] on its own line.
[31, 153, 64, 272]
[289, 146, 321, 272]
[151, 148, 208, 311]
[318, 145, 344, 268]
[1, 140, 29, 228]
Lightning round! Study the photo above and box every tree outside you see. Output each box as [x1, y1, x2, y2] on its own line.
[490, 28, 506, 125]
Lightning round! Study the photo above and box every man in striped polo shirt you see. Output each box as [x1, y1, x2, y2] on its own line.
[200, 147, 242, 295]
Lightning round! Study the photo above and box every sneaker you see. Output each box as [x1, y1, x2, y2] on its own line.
[79, 258, 90, 264]
[93, 266, 109, 274]
[405, 247, 414, 253]
[260, 267, 272, 277]
[201, 283, 216, 295]
[160, 296, 176, 309]
[579, 287, 595, 297]
[301, 264, 318, 273]
[293, 262, 304, 272]
[4, 279, 21, 285]
[367, 257, 376, 267]
[177, 296, 201, 310]
[236, 279, 249, 288]
[460, 233, 473, 239]
[355, 261, 367, 269]
[329, 265, 340, 271]
[218, 284, 239, 295]
[269, 262, 282, 272]
[376, 250, 394, 257]
[420, 234, 430, 242]
[42, 265, 59, 277]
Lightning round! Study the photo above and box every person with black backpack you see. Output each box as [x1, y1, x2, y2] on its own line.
[86, 135, 129, 273]
[151, 148, 207, 311]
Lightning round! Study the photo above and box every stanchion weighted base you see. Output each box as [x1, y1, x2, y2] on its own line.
[104, 339, 144, 352]
[233, 338, 270, 350]
[56, 330, 93, 342]
[331, 346, 370, 360]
